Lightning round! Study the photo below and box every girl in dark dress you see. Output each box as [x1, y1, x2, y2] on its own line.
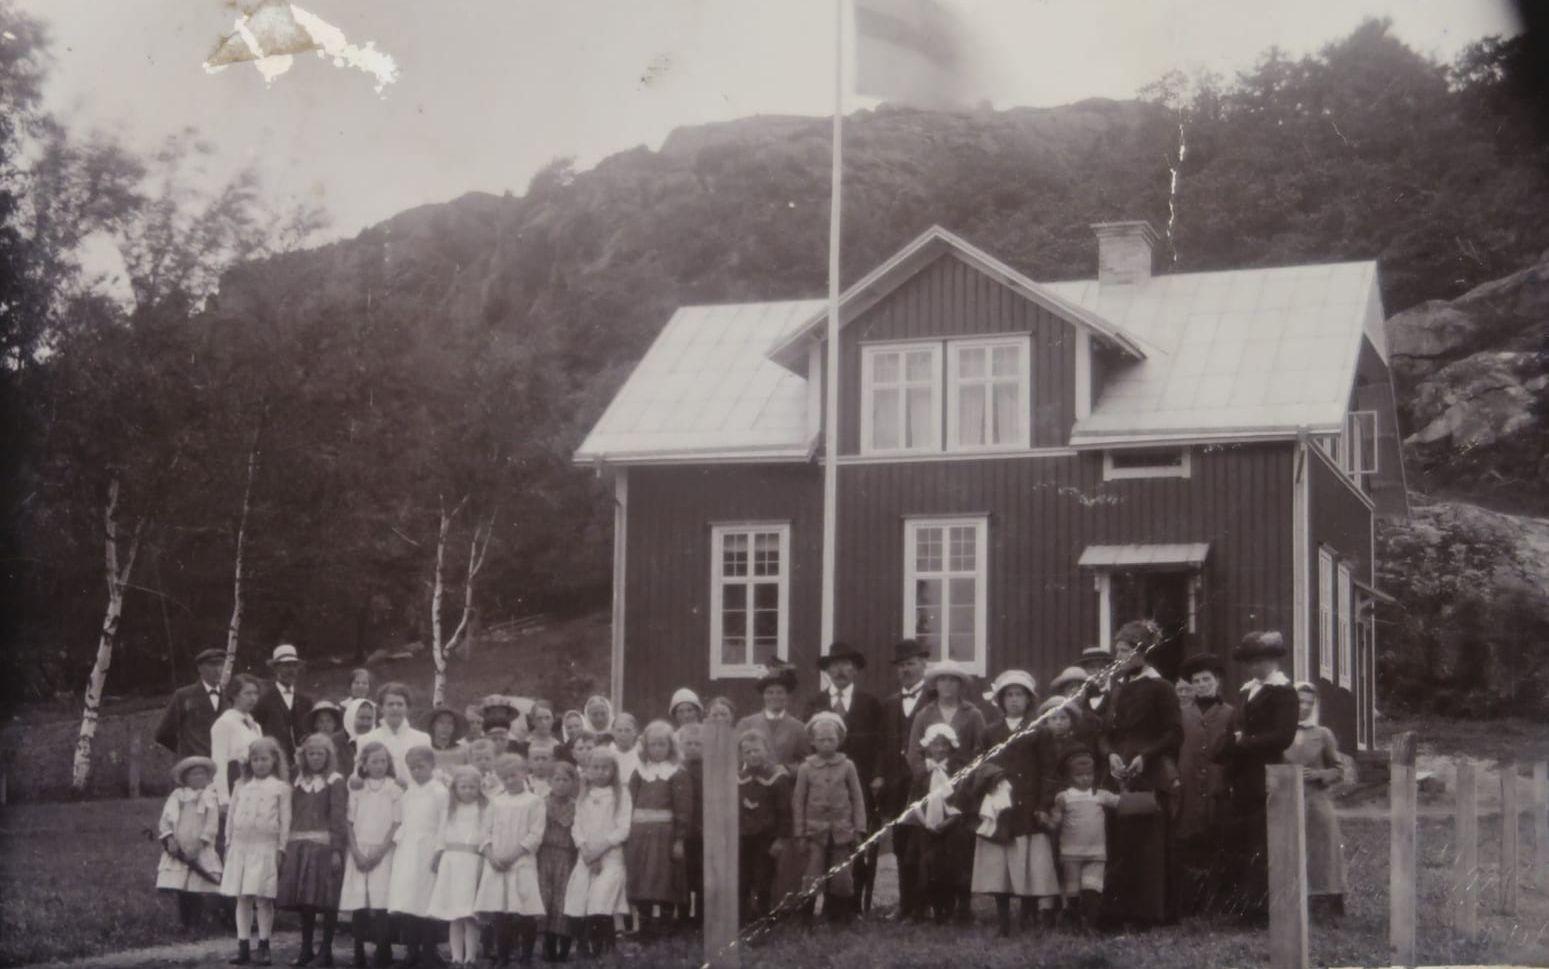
[276, 733, 348, 967]
[1099, 620, 1183, 929]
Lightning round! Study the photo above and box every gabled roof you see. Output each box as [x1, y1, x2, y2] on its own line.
[1049, 261, 1379, 446]
[573, 300, 823, 464]
[766, 225, 1150, 371]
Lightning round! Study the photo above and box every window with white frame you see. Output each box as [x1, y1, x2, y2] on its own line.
[947, 337, 1031, 450]
[709, 524, 790, 677]
[1347, 411, 1378, 475]
[903, 517, 988, 673]
[1337, 561, 1353, 689]
[861, 344, 941, 454]
[1102, 448, 1191, 480]
[1318, 547, 1335, 680]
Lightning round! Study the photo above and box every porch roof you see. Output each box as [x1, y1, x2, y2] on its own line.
[1077, 542, 1211, 570]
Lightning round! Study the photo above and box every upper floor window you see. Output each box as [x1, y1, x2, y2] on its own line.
[860, 335, 1031, 455]
[861, 344, 941, 454]
[1318, 411, 1378, 480]
[947, 338, 1031, 450]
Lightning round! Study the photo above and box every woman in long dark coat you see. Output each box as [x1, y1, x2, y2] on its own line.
[1098, 620, 1183, 929]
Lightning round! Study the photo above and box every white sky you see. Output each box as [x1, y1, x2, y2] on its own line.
[23, 0, 1523, 242]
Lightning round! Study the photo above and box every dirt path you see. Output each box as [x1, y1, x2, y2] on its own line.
[28, 932, 299, 969]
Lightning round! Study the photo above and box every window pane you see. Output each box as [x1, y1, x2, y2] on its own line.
[721, 583, 747, 666]
[958, 346, 987, 379]
[753, 582, 778, 611]
[722, 533, 748, 576]
[872, 387, 901, 450]
[905, 349, 934, 382]
[751, 638, 778, 667]
[753, 533, 780, 576]
[947, 529, 976, 572]
[915, 579, 943, 651]
[915, 527, 943, 572]
[947, 625, 974, 662]
[947, 577, 976, 661]
[991, 381, 1021, 444]
[991, 345, 1020, 377]
[905, 387, 932, 448]
[872, 351, 899, 383]
[958, 385, 986, 446]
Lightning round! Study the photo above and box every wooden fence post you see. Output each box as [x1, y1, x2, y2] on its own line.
[1452, 759, 1478, 939]
[1534, 762, 1548, 890]
[128, 731, 144, 799]
[1390, 731, 1417, 968]
[701, 720, 740, 969]
[1501, 760, 1519, 915]
[1266, 764, 1308, 969]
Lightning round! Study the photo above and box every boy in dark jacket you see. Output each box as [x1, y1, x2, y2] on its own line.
[737, 730, 793, 921]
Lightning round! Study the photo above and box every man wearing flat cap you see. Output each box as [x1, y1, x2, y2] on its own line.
[155, 647, 229, 758]
[253, 643, 315, 762]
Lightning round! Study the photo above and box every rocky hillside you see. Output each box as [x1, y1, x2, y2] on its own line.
[1388, 253, 1549, 513]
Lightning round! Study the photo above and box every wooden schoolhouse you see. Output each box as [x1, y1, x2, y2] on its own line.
[575, 222, 1407, 751]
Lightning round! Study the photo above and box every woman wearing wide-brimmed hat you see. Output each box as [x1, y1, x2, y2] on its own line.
[904, 659, 986, 773]
[1098, 619, 1183, 929]
[425, 705, 469, 781]
[1212, 630, 1298, 925]
[734, 662, 810, 769]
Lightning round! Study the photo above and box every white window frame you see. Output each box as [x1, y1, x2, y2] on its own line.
[903, 516, 988, 675]
[860, 342, 942, 456]
[1337, 561, 1353, 690]
[1317, 547, 1335, 681]
[945, 335, 1032, 452]
[709, 522, 791, 678]
[1347, 410, 1378, 475]
[1102, 448, 1192, 481]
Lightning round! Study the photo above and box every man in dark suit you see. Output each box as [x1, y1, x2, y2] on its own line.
[874, 638, 929, 921]
[805, 642, 885, 913]
[154, 648, 227, 758]
[252, 643, 314, 762]
[1213, 630, 1299, 925]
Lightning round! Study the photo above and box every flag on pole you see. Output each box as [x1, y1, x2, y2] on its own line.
[853, 0, 976, 108]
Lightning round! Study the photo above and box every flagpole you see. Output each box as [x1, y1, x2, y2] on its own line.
[819, 0, 843, 657]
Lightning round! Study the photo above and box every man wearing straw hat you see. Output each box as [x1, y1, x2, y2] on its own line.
[253, 643, 315, 762]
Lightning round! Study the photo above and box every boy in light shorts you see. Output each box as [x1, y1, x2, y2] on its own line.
[1045, 750, 1119, 932]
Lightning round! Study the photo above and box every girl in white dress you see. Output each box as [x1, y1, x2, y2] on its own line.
[563, 748, 632, 958]
[340, 741, 402, 967]
[475, 754, 548, 964]
[210, 674, 264, 807]
[220, 736, 291, 966]
[429, 765, 488, 966]
[156, 756, 223, 929]
[388, 746, 447, 965]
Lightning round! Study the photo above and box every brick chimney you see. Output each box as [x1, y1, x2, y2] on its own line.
[1091, 221, 1159, 286]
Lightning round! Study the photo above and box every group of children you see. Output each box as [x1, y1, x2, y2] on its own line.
[157, 661, 1124, 967]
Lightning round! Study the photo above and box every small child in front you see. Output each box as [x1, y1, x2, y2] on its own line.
[1044, 750, 1121, 932]
[625, 720, 690, 940]
[537, 762, 580, 962]
[429, 765, 489, 967]
[475, 754, 547, 966]
[563, 748, 631, 958]
[388, 746, 448, 966]
[277, 734, 348, 967]
[221, 736, 292, 965]
[736, 731, 792, 921]
[341, 741, 402, 967]
[675, 723, 705, 926]
[157, 755, 223, 930]
[907, 722, 973, 925]
[791, 711, 867, 925]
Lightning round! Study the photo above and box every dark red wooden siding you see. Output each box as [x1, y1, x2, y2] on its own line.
[837, 253, 1076, 453]
[834, 444, 1297, 695]
[1307, 450, 1374, 746]
[623, 464, 823, 721]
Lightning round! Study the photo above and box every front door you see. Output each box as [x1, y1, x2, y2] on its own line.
[1110, 570, 1194, 680]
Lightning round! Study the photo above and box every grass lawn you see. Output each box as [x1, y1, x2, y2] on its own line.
[5, 800, 1544, 967]
[1379, 714, 1549, 767]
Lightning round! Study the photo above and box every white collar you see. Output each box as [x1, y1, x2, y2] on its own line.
[1242, 670, 1291, 692]
[1298, 718, 1319, 729]
[830, 683, 853, 699]
[380, 720, 409, 735]
[763, 710, 787, 722]
[277, 683, 294, 694]
[1003, 717, 1023, 731]
[900, 681, 923, 696]
[1123, 665, 1163, 682]
[636, 761, 679, 782]
[295, 772, 341, 793]
[174, 786, 216, 804]
[200, 681, 221, 693]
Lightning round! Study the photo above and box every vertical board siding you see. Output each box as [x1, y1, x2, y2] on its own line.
[833, 444, 1296, 696]
[837, 253, 1075, 453]
[625, 464, 823, 720]
[1307, 453, 1375, 748]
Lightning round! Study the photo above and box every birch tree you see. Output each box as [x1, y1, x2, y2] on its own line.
[428, 495, 494, 706]
[220, 420, 263, 688]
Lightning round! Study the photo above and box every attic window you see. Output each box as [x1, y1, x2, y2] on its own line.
[1102, 448, 1191, 480]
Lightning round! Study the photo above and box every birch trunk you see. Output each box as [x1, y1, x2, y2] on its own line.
[429, 496, 465, 708]
[219, 426, 261, 688]
[444, 514, 494, 658]
[71, 477, 144, 793]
